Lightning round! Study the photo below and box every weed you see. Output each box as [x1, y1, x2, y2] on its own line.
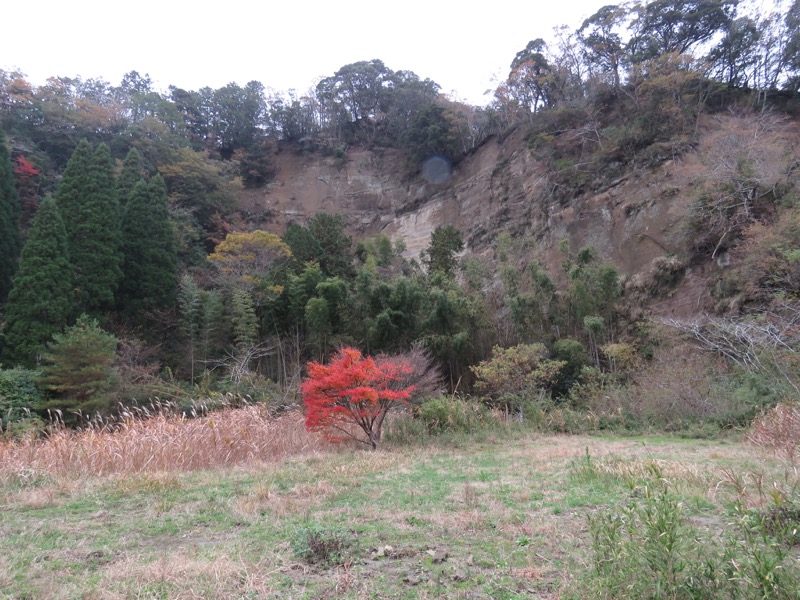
[290, 522, 354, 565]
[585, 479, 800, 599]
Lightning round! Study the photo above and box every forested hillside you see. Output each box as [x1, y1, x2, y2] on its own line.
[1, 0, 799, 432]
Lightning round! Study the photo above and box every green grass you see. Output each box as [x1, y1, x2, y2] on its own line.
[0, 430, 794, 598]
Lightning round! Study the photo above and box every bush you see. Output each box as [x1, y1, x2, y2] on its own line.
[290, 522, 353, 565]
[471, 343, 565, 410]
[416, 394, 492, 434]
[0, 368, 44, 432]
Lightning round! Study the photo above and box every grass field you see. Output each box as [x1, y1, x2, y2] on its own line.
[0, 409, 796, 599]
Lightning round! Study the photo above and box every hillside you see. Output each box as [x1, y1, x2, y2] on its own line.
[242, 109, 800, 319]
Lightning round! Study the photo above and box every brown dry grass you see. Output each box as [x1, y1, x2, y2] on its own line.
[749, 402, 800, 463]
[0, 407, 327, 481]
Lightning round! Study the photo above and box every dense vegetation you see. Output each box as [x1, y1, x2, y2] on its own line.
[0, 0, 799, 433]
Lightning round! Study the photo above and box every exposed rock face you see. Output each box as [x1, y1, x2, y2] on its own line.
[238, 114, 798, 316]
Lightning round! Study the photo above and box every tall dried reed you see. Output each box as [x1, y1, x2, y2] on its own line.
[749, 402, 800, 463]
[0, 404, 327, 481]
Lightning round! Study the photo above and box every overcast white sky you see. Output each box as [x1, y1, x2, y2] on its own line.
[3, 1, 608, 106]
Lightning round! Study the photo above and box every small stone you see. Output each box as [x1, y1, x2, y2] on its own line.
[427, 549, 448, 563]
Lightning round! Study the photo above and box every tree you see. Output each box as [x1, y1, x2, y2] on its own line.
[507, 39, 554, 114]
[0, 128, 21, 302]
[302, 347, 415, 449]
[38, 314, 118, 421]
[118, 175, 178, 316]
[578, 4, 630, 89]
[471, 343, 565, 411]
[424, 225, 463, 276]
[177, 274, 224, 381]
[116, 147, 144, 207]
[207, 230, 291, 291]
[12, 154, 40, 230]
[629, 0, 738, 62]
[400, 104, 459, 168]
[708, 15, 761, 87]
[230, 288, 259, 351]
[57, 140, 122, 314]
[284, 214, 355, 279]
[157, 146, 238, 252]
[211, 81, 267, 159]
[1, 196, 74, 367]
[785, 0, 800, 92]
[316, 60, 393, 143]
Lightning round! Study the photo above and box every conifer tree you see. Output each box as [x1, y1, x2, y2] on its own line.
[116, 147, 143, 208]
[57, 141, 122, 314]
[0, 129, 22, 303]
[231, 289, 259, 351]
[1, 196, 74, 367]
[118, 175, 177, 316]
[38, 314, 117, 420]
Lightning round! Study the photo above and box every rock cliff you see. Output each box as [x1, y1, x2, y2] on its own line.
[238, 113, 799, 318]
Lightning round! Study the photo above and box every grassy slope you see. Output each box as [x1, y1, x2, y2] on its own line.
[0, 428, 784, 599]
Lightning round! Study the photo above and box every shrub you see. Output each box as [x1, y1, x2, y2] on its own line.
[471, 343, 565, 410]
[290, 522, 353, 565]
[0, 367, 43, 431]
[416, 394, 492, 434]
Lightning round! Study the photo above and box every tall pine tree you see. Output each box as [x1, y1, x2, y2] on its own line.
[0, 129, 22, 303]
[118, 175, 178, 317]
[1, 196, 74, 367]
[117, 147, 143, 208]
[57, 141, 122, 315]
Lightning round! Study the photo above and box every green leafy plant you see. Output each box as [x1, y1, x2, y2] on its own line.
[471, 343, 564, 412]
[290, 522, 353, 565]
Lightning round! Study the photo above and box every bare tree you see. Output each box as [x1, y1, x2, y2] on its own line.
[660, 305, 800, 397]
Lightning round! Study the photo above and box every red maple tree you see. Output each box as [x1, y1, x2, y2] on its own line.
[13, 155, 40, 181]
[12, 155, 41, 229]
[302, 347, 415, 449]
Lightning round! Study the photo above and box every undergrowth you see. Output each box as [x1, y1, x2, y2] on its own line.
[573, 449, 800, 599]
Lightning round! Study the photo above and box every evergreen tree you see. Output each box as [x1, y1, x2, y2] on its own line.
[425, 225, 464, 276]
[118, 175, 177, 317]
[38, 314, 117, 420]
[0, 129, 22, 303]
[231, 288, 259, 350]
[308, 214, 355, 279]
[1, 196, 74, 367]
[57, 141, 122, 314]
[116, 147, 144, 207]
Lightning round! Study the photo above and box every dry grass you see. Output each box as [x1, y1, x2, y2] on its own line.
[0, 406, 327, 481]
[0, 428, 789, 599]
[749, 402, 800, 463]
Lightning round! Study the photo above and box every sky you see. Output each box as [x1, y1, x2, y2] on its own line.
[3, 0, 609, 106]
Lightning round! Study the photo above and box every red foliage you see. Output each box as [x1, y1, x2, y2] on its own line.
[302, 347, 415, 449]
[13, 155, 40, 181]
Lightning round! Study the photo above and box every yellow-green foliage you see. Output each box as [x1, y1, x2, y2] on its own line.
[471, 343, 565, 402]
[207, 230, 291, 294]
[600, 342, 640, 376]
